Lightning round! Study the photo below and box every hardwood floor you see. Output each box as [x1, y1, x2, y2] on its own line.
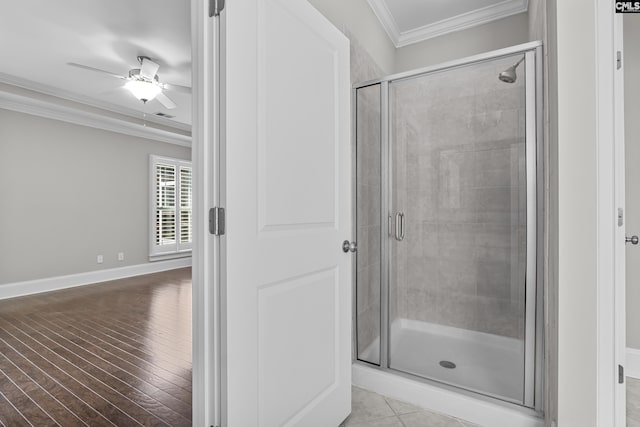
[0, 267, 192, 426]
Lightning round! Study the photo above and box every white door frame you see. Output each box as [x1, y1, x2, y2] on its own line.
[191, 0, 222, 426]
[595, 3, 626, 426]
[613, 9, 627, 427]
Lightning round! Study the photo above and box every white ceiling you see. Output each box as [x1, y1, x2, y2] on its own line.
[0, 0, 191, 127]
[367, 0, 529, 47]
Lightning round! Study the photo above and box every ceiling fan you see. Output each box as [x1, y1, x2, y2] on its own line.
[67, 56, 190, 110]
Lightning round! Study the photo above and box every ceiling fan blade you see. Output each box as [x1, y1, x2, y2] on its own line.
[156, 92, 177, 110]
[140, 58, 160, 80]
[67, 63, 126, 79]
[164, 83, 192, 94]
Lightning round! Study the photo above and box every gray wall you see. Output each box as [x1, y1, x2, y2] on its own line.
[307, 0, 396, 76]
[528, 0, 546, 42]
[625, 15, 640, 350]
[0, 109, 191, 284]
[394, 13, 530, 74]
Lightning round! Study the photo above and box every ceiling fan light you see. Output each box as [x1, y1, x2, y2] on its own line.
[125, 80, 162, 102]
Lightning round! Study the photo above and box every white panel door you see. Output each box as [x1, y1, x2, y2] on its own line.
[222, 0, 352, 426]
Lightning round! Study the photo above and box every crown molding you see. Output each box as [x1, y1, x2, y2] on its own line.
[0, 72, 191, 133]
[367, 0, 529, 48]
[365, 0, 401, 47]
[0, 87, 191, 147]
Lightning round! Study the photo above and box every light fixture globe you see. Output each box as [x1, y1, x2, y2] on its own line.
[125, 79, 162, 103]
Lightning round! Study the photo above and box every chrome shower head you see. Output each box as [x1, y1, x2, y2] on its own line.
[499, 67, 517, 83]
[498, 57, 525, 83]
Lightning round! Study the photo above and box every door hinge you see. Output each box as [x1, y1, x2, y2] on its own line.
[619, 364, 625, 384]
[617, 51, 623, 70]
[209, 0, 225, 17]
[618, 208, 624, 227]
[209, 207, 226, 236]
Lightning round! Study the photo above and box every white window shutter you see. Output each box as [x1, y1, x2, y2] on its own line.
[150, 156, 192, 259]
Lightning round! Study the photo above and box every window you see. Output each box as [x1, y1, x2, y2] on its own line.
[150, 155, 192, 259]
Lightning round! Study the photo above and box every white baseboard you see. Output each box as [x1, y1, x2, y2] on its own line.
[0, 258, 192, 300]
[627, 348, 640, 379]
[352, 363, 543, 427]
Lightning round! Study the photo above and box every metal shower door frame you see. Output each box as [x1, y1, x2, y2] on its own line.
[353, 41, 544, 414]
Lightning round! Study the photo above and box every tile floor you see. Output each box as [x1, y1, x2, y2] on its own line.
[341, 387, 477, 427]
[346, 377, 640, 427]
[629, 378, 640, 427]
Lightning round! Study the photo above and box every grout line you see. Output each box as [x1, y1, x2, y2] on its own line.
[383, 396, 400, 416]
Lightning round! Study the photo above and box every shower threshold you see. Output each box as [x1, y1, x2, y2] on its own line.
[360, 319, 525, 404]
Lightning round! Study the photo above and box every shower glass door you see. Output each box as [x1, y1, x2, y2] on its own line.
[387, 53, 535, 405]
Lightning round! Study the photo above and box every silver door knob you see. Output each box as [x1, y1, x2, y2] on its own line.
[342, 240, 357, 253]
[627, 235, 639, 245]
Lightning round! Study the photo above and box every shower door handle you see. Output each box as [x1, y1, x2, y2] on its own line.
[395, 212, 405, 241]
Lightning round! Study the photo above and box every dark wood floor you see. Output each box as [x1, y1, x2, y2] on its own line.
[0, 267, 192, 426]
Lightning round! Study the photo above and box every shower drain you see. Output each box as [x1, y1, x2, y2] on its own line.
[439, 360, 456, 369]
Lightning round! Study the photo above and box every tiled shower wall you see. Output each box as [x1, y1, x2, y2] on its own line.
[352, 36, 384, 363]
[356, 84, 381, 362]
[390, 56, 527, 340]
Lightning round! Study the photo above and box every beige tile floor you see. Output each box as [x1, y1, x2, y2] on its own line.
[629, 378, 640, 427]
[345, 378, 640, 427]
[340, 387, 477, 427]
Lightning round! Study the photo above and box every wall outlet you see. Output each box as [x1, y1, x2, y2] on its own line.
[117, 252, 124, 261]
[97, 255, 103, 264]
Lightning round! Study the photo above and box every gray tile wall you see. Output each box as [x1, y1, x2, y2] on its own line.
[390, 56, 528, 339]
[356, 85, 381, 363]
[352, 37, 384, 364]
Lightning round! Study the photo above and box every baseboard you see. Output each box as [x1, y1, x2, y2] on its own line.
[627, 348, 640, 379]
[0, 258, 192, 300]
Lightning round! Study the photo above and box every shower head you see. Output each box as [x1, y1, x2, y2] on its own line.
[498, 57, 525, 84]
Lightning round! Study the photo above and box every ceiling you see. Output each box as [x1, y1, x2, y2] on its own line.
[367, 0, 529, 47]
[0, 0, 192, 127]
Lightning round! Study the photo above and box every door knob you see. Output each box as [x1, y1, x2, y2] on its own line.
[627, 235, 639, 245]
[342, 240, 357, 253]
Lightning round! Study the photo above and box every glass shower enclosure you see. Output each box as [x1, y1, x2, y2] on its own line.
[354, 43, 543, 410]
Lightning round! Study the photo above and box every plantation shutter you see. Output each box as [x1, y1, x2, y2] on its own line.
[178, 166, 192, 249]
[156, 163, 177, 246]
[150, 156, 192, 258]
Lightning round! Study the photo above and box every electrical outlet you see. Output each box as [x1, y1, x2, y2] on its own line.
[117, 252, 124, 261]
[97, 255, 103, 264]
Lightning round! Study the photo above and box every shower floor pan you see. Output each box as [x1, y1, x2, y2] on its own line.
[390, 319, 525, 402]
[361, 319, 525, 403]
